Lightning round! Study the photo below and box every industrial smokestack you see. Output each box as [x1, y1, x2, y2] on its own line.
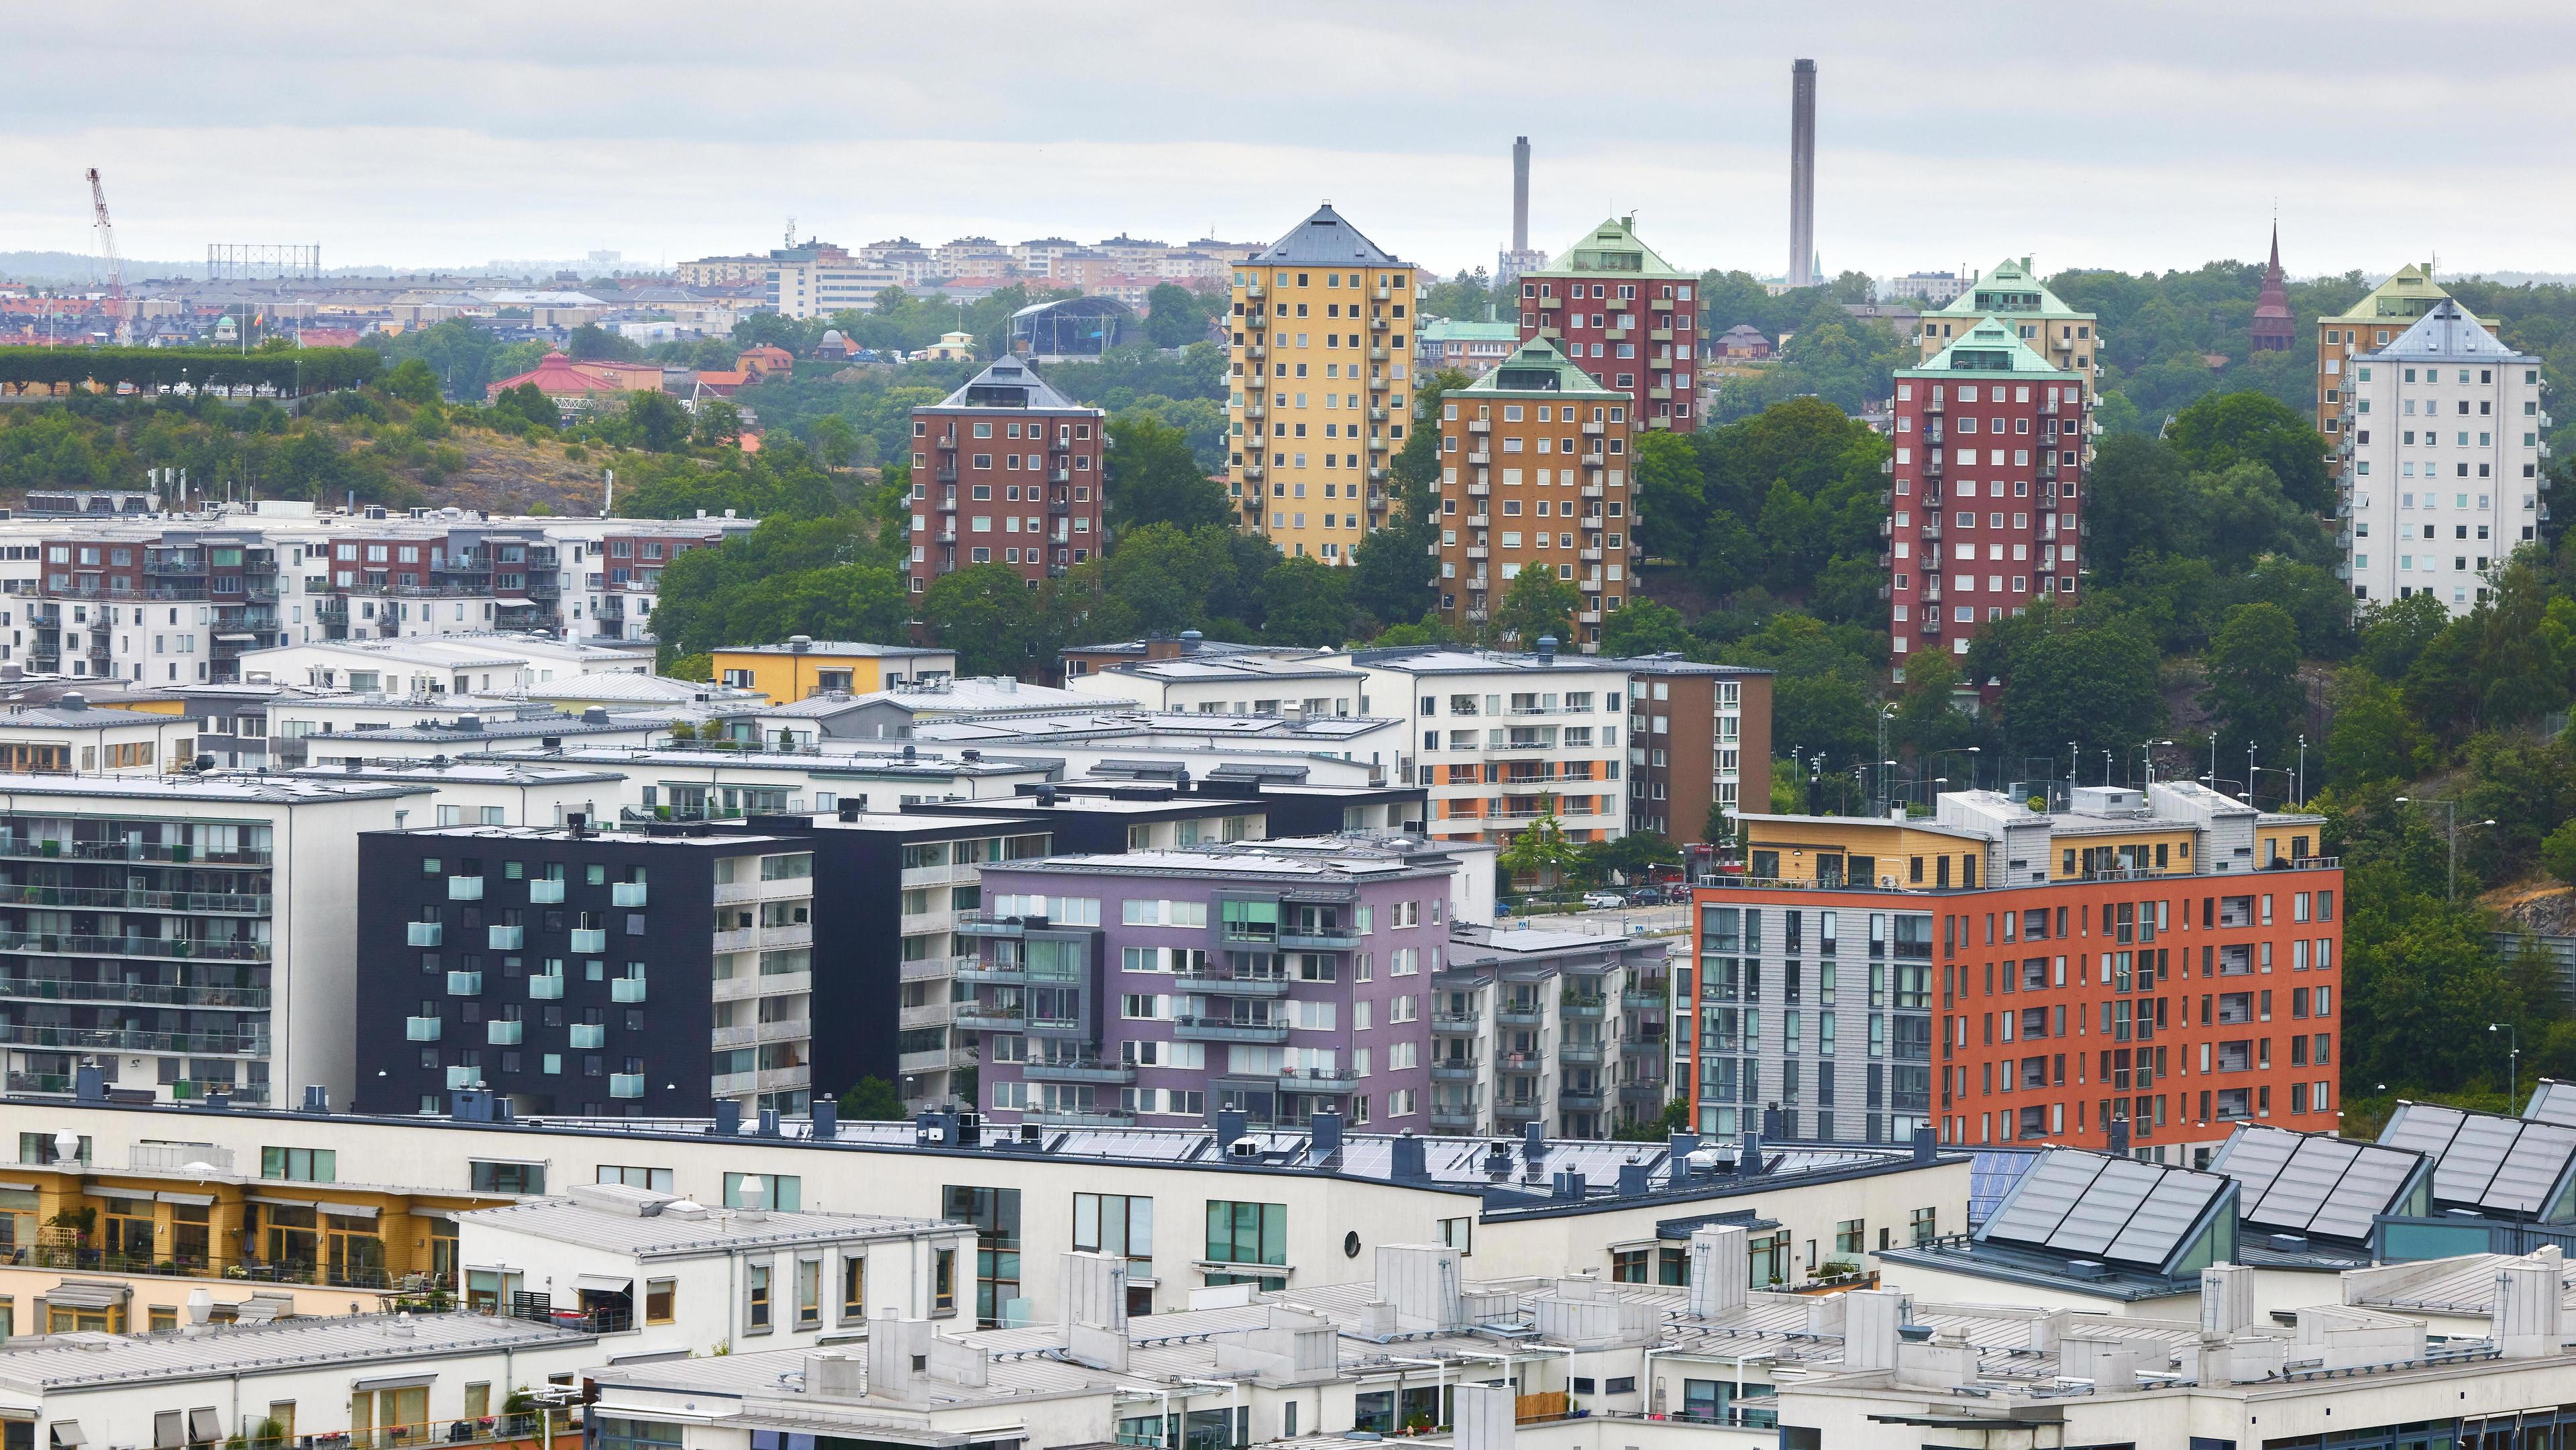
[1789, 59, 1817, 288]
[1511, 136, 1531, 254]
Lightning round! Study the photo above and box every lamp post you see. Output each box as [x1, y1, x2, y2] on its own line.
[2295, 733, 2308, 808]
[2243, 741, 2259, 806]
[2139, 739, 2174, 789]
[1931, 746, 1980, 794]
[2392, 796, 2497, 903]
[2491, 1022, 2522, 1108]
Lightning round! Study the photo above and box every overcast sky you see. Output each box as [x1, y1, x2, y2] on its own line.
[7, 1, 2573, 281]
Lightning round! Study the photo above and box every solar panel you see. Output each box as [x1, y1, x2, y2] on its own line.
[2047, 1157, 2166, 1255]
[2211, 1125, 2300, 1207]
[1982, 1150, 2104, 1247]
[2432, 1111, 2522, 1205]
[2308, 1145, 2424, 1242]
[2249, 1135, 2361, 1230]
[2482, 1121, 2576, 1214]
[2381, 1102, 2465, 1159]
[2104, 1169, 2229, 1267]
[2524, 1080, 2576, 1127]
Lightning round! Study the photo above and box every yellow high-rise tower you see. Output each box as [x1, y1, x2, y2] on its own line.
[1224, 205, 1421, 564]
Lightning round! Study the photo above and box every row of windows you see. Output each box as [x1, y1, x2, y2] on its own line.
[914, 419, 1095, 439]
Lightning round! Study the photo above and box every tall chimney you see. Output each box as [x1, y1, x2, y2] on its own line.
[1788, 59, 1817, 288]
[1511, 136, 1532, 254]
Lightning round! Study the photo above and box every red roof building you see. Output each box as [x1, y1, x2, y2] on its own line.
[735, 346, 795, 380]
[484, 352, 634, 403]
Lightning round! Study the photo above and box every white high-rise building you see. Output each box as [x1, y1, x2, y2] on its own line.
[2345, 299, 2553, 612]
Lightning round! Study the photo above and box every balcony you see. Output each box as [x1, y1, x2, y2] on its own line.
[1496, 1100, 1544, 1122]
[1430, 1107, 1479, 1131]
[954, 960, 1028, 985]
[611, 976, 647, 1003]
[528, 879, 565, 904]
[1430, 1060, 1479, 1082]
[952, 1002, 1025, 1031]
[1173, 1015, 1288, 1043]
[405, 1016, 441, 1042]
[610, 1074, 644, 1099]
[407, 921, 443, 947]
[1171, 970, 1291, 998]
[487, 925, 523, 949]
[1278, 928, 1359, 949]
[570, 1023, 605, 1049]
[1623, 988, 1664, 1009]
[1495, 1004, 1545, 1027]
[528, 974, 564, 1000]
[445, 970, 482, 996]
[1559, 1089, 1606, 1112]
[1432, 1013, 1481, 1034]
[613, 882, 648, 907]
[486, 1020, 522, 1045]
[1025, 1059, 1136, 1084]
[447, 876, 484, 901]
[1561, 996, 1607, 1020]
[1277, 1068, 1360, 1094]
[1558, 1042, 1605, 1066]
[570, 928, 606, 953]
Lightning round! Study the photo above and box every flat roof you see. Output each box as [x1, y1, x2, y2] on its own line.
[0, 771, 432, 805]
[460, 1191, 956, 1257]
[0, 1311, 589, 1390]
[715, 641, 953, 659]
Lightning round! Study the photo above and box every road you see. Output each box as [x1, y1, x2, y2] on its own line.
[1500, 902, 1690, 939]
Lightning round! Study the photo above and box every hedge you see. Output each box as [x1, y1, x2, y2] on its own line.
[0, 347, 380, 395]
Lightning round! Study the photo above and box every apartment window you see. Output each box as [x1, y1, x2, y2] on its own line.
[644, 1278, 675, 1325]
[746, 1262, 771, 1331]
[841, 1253, 865, 1320]
[259, 1147, 335, 1182]
[942, 1186, 1023, 1328]
[721, 1172, 801, 1210]
[469, 1160, 544, 1194]
[1204, 1200, 1288, 1290]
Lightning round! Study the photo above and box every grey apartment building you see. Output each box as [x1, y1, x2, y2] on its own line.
[963, 838, 1468, 1131]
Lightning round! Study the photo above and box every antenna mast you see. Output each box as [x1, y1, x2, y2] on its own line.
[85, 167, 128, 344]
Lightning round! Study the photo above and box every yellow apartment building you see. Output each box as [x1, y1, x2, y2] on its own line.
[706, 639, 957, 703]
[1226, 205, 1422, 565]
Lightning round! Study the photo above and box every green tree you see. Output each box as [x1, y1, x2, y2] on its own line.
[2543, 819, 2576, 886]
[1600, 598, 1693, 656]
[804, 413, 859, 468]
[488, 382, 558, 432]
[380, 357, 441, 406]
[693, 400, 745, 448]
[1106, 414, 1230, 532]
[624, 390, 689, 452]
[1998, 619, 2165, 763]
[1496, 797, 1583, 897]
[1258, 557, 1354, 647]
[2164, 389, 2331, 511]
[2204, 601, 2304, 762]
[2322, 668, 2433, 788]
[837, 1076, 906, 1121]
[1346, 369, 1462, 629]
[568, 322, 644, 362]
[1494, 566, 1581, 647]
[1143, 283, 1219, 349]
[920, 563, 1042, 676]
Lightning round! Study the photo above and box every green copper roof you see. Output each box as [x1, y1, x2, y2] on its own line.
[1929, 256, 2094, 320]
[1898, 317, 2072, 378]
[1419, 318, 1522, 342]
[2334, 262, 2452, 321]
[1529, 217, 1686, 279]
[1457, 336, 1623, 397]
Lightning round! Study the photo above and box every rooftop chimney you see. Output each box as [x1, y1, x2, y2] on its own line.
[811, 1100, 839, 1140]
[1788, 60, 1817, 289]
[2106, 1118, 2131, 1156]
[1534, 635, 1558, 667]
[788, 635, 812, 653]
[1309, 1108, 1344, 1157]
[1389, 1131, 1428, 1182]
[1523, 1119, 1546, 1161]
[1686, 1224, 1750, 1318]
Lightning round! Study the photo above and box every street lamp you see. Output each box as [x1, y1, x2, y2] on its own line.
[2491, 1023, 2522, 1107]
[2393, 797, 2498, 902]
[1931, 746, 1980, 794]
[2139, 739, 2174, 788]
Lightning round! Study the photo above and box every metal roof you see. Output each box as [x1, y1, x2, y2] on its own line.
[2209, 1124, 2429, 1243]
[1532, 217, 1686, 278]
[2368, 299, 2534, 364]
[933, 356, 1093, 411]
[1454, 338, 1623, 398]
[1900, 317, 2072, 378]
[1976, 1149, 2233, 1272]
[1254, 204, 1407, 268]
[2381, 1100, 2576, 1219]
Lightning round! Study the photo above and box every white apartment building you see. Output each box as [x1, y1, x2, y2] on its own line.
[455, 1182, 975, 1355]
[242, 635, 647, 696]
[2345, 299, 2553, 611]
[1061, 655, 1370, 717]
[765, 250, 904, 320]
[0, 772, 429, 1106]
[1436, 922, 1673, 1139]
[1331, 644, 1629, 845]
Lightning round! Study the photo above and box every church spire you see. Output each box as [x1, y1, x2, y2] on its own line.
[2251, 221, 2294, 353]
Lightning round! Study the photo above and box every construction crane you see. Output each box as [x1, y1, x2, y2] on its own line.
[85, 167, 128, 345]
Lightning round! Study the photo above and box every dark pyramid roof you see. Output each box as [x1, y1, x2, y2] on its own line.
[1254, 203, 1406, 267]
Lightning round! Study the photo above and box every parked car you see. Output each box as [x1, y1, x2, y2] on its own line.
[1582, 891, 1625, 910]
[1626, 887, 1666, 906]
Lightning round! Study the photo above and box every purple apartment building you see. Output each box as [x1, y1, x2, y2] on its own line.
[961, 837, 1469, 1130]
